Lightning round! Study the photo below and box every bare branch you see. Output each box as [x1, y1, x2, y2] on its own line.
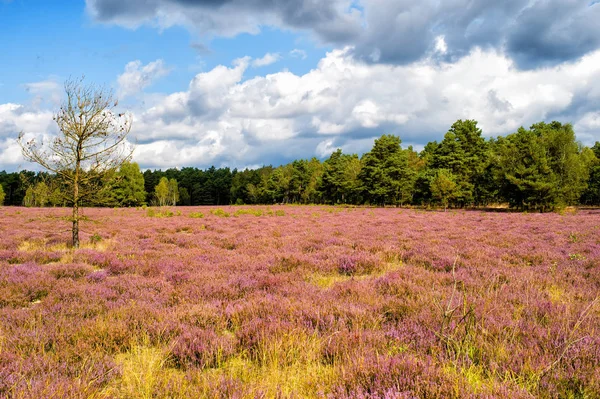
[17, 76, 135, 248]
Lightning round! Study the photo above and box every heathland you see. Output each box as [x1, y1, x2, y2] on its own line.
[1, 206, 599, 398]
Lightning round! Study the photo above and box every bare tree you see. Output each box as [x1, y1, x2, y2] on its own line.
[18, 77, 133, 248]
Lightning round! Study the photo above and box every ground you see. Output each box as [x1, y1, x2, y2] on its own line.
[0, 206, 599, 398]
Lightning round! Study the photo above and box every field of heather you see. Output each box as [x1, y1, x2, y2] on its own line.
[0, 206, 599, 398]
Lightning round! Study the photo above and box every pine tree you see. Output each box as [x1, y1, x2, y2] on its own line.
[111, 162, 146, 207]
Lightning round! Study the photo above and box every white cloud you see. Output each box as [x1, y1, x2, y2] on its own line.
[252, 53, 282, 68]
[123, 46, 600, 169]
[117, 59, 171, 98]
[290, 49, 307, 60]
[434, 35, 447, 55]
[316, 139, 340, 158]
[4, 47, 600, 171]
[575, 111, 600, 144]
[0, 103, 56, 170]
[22, 78, 62, 108]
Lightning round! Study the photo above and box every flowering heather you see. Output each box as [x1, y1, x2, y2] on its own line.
[0, 206, 599, 398]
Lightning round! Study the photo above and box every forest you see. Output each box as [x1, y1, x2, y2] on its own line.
[2, 120, 600, 212]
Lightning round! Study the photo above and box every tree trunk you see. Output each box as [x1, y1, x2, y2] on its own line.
[73, 145, 81, 249]
[72, 183, 79, 248]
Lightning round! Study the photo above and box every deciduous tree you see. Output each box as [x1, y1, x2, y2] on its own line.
[155, 177, 170, 206]
[18, 77, 133, 247]
[111, 162, 146, 207]
[430, 169, 459, 211]
[168, 178, 179, 206]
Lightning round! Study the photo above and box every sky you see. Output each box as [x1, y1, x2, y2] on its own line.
[1, 0, 600, 172]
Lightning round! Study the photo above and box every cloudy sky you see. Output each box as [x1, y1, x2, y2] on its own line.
[1, 0, 600, 171]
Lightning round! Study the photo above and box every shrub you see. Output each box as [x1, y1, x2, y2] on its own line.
[210, 209, 230, 218]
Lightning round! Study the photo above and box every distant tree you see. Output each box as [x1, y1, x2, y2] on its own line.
[287, 158, 323, 204]
[0, 172, 19, 206]
[143, 169, 162, 204]
[430, 169, 459, 211]
[496, 128, 557, 211]
[531, 121, 589, 205]
[581, 142, 600, 205]
[493, 122, 590, 211]
[111, 162, 146, 207]
[178, 187, 191, 206]
[49, 187, 64, 207]
[18, 77, 133, 247]
[0, 184, 5, 205]
[341, 154, 363, 204]
[359, 134, 415, 206]
[23, 187, 35, 207]
[267, 166, 293, 203]
[33, 181, 50, 207]
[321, 149, 362, 204]
[168, 178, 179, 206]
[155, 177, 170, 206]
[431, 120, 488, 206]
[592, 142, 600, 159]
[321, 149, 345, 203]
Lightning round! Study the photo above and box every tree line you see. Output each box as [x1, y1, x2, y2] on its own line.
[2, 120, 599, 211]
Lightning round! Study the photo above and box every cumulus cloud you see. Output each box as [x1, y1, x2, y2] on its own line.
[86, 0, 600, 68]
[127, 47, 600, 169]
[117, 59, 171, 98]
[4, 47, 600, 171]
[0, 103, 56, 170]
[252, 53, 281, 68]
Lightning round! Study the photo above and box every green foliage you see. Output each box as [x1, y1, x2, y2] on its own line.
[359, 135, 417, 206]
[168, 178, 179, 206]
[22, 181, 55, 207]
[494, 122, 589, 211]
[89, 233, 103, 244]
[177, 187, 190, 206]
[321, 149, 362, 204]
[110, 162, 146, 207]
[4, 120, 600, 211]
[23, 186, 35, 207]
[430, 120, 488, 206]
[146, 208, 175, 218]
[33, 181, 50, 207]
[155, 177, 170, 207]
[49, 187, 64, 207]
[496, 128, 557, 211]
[430, 169, 460, 211]
[0, 184, 5, 205]
[580, 142, 600, 205]
[210, 208, 230, 217]
[531, 122, 589, 205]
[234, 208, 263, 217]
[188, 212, 204, 218]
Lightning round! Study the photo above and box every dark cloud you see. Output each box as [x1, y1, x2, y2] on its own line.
[89, 0, 159, 21]
[87, 0, 361, 43]
[87, 0, 600, 68]
[507, 0, 600, 68]
[351, 0, 595, 67]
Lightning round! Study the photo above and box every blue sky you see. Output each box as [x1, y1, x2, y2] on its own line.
[0, 0, 326, 104]
[1, 0, 600, 171]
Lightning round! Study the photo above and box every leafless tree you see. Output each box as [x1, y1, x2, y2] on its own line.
[18, 77, 133, 248]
